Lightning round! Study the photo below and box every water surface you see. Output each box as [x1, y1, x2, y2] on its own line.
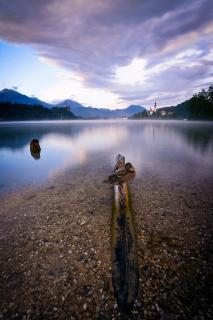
[0, 120, 213, 194]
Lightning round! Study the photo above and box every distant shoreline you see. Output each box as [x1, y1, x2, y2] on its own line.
[1, 118, 213, 123]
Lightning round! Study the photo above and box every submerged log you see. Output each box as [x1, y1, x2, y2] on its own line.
[111, 154, 139, 314]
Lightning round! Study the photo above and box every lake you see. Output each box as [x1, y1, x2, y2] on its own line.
[0, 120, 213, 195]
[1, 119, 213, 319]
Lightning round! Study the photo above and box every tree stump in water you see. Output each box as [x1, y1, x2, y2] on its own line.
[30, 139, 41, 160]
[111, 154, 139, 314]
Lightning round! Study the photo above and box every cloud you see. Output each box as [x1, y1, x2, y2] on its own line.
[112, 45, 213, 106]
[11, 85, 18, 91]
[0, 0, 213, 107]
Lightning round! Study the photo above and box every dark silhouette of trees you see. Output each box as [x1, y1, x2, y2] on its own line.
[188, 86, 213, 120]
[0, 103, 77, 121]
[131, 110, 148, 119]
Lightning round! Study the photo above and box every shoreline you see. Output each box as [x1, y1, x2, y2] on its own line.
[1, 119, 213, 123]
[0, 164, 213, 319]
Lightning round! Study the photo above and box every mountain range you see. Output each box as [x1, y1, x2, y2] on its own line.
[0, 89, 145, 118]
[0, 89, 53, 109]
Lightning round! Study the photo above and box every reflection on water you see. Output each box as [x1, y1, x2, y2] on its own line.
[0, 120, 213, 194]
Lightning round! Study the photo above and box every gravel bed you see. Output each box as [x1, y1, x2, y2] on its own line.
[0, 162, 212, 319]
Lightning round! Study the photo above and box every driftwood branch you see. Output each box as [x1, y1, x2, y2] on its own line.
[111, 154, 139, 314]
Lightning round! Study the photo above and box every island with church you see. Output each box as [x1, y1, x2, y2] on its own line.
[131, 85, 213, 120]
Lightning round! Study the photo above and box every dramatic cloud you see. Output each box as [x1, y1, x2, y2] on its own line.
[0, 0, 213, 107]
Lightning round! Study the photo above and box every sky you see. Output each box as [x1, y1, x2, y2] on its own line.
[0, 0, 213, 109]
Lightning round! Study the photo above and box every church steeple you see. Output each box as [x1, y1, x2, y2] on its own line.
[149, 101, 157, 115]
[154, 101, 157, 112]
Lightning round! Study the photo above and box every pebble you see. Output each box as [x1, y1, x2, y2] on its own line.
[80, 220, 87, 226]
[135, 300, 142, 308]
[0, 170, 212, 320]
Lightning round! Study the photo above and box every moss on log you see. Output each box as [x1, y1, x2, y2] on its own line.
[111, 177, 139, 314]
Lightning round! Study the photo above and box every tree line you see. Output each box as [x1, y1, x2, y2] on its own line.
[188, 85, 213, 120]
[0, 102, 77, 121]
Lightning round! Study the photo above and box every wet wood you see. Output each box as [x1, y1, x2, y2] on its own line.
[111, 155, 139, 314]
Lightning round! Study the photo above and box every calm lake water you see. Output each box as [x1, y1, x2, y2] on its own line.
[0, 120, 213, 195]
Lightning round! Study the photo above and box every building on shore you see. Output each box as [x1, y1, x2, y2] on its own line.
[160, 110, 175, 117]
[149, 101, 157, 115]
[160, 110, 166, 116]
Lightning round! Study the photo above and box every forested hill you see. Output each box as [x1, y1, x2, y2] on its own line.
[0, 103, 77, 121]
[132, 85, 213, 120]
[158, 86, 213, 120]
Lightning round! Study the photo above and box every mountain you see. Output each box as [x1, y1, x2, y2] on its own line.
[55, 99, 85, 110]
[0, 89, 53, 109]
[123, 105, 146, 117]
[0, 88, 145, 119]
[56, 100, 145, 118]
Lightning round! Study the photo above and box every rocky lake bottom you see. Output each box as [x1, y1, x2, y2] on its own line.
[0, 155, 212, 320]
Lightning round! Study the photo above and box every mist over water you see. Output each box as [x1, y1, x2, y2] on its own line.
[0, 120, 213, 194]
